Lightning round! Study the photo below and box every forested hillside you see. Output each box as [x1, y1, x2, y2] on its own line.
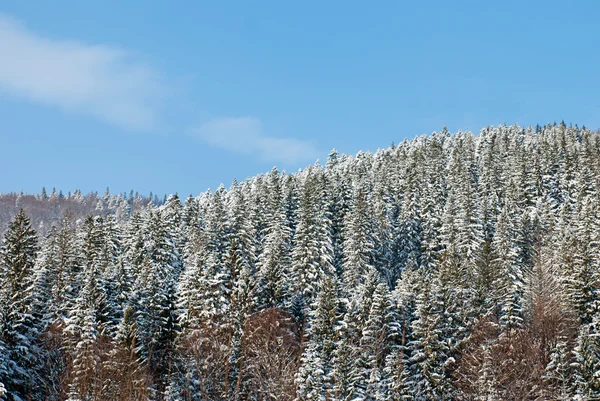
[0, 190, 159, 237]
[2, 123, 600, 400]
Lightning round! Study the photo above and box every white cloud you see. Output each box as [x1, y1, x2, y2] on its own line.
[192, 117, 319, 164]
[0, 14, 163, 130]
[0, 14, 320, 163]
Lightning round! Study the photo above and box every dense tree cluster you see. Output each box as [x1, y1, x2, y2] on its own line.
[0, 189, 159, 237]
[1, 122, 600, 400]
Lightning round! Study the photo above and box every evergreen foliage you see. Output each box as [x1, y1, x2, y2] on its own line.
[1, 124, 600, 399]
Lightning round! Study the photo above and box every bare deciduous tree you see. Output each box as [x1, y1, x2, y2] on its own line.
[235, 308, 301, 401]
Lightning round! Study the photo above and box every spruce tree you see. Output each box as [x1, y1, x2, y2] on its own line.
[0, 210, 44, 401]
[573, 316, 600, 399]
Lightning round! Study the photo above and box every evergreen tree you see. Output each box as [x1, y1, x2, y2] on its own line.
[490, 204, 525, 330]
[64, 277, 102, 400]
[342, 185, 375, 292]
[350, 281, 392, 400]
[573, 316, 600, 399]
[296, 275, 342, 400]
[130, 209, 181, 397]
[406, 275, 459, 400]
[289, 169, 334, 311]
[544, 336, 574, 400]
[257, 168, 292, 308]
[0, 210, 44, 401]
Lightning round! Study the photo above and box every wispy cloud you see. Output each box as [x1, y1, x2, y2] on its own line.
[0, 14, 163, 130]
[0, 14, 321, 164]
[192, 117, 319, 164]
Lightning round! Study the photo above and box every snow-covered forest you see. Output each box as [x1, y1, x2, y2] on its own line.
[2, 122, 600, 400]
[0, 189, 160, 237]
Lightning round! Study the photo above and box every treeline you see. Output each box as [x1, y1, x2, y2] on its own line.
[1, 123, 600, 400]
[0, 189, 160, 237]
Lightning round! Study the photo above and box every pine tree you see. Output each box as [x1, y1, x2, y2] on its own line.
[350, 281, 392, 400]
[544, 336, 574, 400]
[65, 278, 102, 401]
[573, 316, 600, 399]
[563, 198, 600, 324]
[130, 209, 181, 397]
[342, 185, 375, 292]
[289, 169, 334, 310]
[0, 210, 44, 401]
[406, 274, 460, 400]
[295, 275, 342, 400]
[225, 236, 257, 397]
[257, 169, 292, 308]
[490, 204, 525, 330]
[0, 339, 9, 400]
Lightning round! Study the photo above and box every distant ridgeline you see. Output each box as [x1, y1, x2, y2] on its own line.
[0, 189, 163, 236]
[2, 122, 600, 400]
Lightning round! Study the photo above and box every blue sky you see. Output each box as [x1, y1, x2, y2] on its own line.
[1, 1, 599, 197]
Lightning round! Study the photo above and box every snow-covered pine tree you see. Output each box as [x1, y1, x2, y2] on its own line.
[0, 210, 45, 401]
[406, 273, 460, 400]
[572, 315, 600, 399]
[342, 184, 375, 293]
[64, 275, 102, 401]
[490, 203, 525, 330]
[295, 275, 342, 400]
[256, 168, 291, 308]
[351, 281, 393, 400]
[543, 335, 575, 401]
[564, 198, 600, 325]
[130, 209, 181, 397]
[289, 168, 334, 315]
